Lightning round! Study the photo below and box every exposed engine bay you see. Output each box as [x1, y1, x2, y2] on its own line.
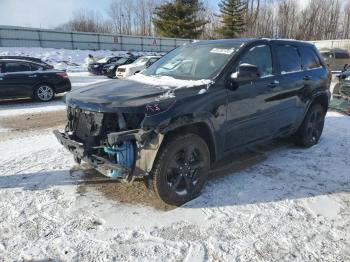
[54, 106, 163, 180]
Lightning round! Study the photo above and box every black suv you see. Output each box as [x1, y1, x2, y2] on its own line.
[55, 39, 331, 205]
[0, 58, 71, 102]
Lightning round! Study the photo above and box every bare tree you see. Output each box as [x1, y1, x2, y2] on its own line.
[56, 9, 112, 33]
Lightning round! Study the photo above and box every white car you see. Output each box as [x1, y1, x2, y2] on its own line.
[115, 56, 161, 78]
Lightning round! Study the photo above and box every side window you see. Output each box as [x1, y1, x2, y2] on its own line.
[334, 52, 350, 59]
[277, 45, 302, 74]
[5, 62, 31, 73]
[0, 63, 3, 73]
[30, 63, 44, 71]
[239, 45, 273, 77]
[299, 47, 321, 70]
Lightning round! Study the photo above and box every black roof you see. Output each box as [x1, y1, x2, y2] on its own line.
[0, 56, 44, 63]
[191, 38, 315, 47]
[0, 56, 54, 68]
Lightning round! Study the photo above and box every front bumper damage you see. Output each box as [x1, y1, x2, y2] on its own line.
[54, 128, 164, 180]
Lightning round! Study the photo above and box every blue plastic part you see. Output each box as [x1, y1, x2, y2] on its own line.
[104, 141, 135, 178]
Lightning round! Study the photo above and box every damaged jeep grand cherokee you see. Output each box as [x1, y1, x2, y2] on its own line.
[55, 39, 331, 206]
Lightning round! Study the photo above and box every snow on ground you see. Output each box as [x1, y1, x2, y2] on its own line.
[0, 111, 349, 261]
[0, 47, 162, 72]
[0, 47, 349, 260]
[0, 72, 108, 117]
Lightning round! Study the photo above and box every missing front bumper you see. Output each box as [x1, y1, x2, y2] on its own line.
[54, 128, 163, 179]
[53, 130, 131, 178]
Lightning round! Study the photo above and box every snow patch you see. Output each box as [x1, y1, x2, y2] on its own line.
[0, 47, 162, 72]
[127, 74, 213, 89]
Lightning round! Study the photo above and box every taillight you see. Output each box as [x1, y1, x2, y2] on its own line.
[56, 72, 69, 79]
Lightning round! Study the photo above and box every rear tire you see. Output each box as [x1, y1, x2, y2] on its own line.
[295, 103, 326, 148]
[152, 134, 210, 206]
[34, 84, 55, 102]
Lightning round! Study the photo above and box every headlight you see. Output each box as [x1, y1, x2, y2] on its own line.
[93, 65, 99, 68]
[109, 65, 115, 69]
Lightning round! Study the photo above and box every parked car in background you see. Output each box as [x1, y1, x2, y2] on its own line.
[0, 56, 54, 70]
[102, 56, 139, 78]
[0, 58, 71, 102]
[115, 56, 161, 78]
[329, 66, 350, 115]
[320, 48, 350, 72]
[55, 38, 330, 206]
[88, 56, 123, 75]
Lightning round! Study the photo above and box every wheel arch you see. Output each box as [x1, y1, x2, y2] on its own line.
[160, 121, 217, 164]
[310, 92, 330, 112]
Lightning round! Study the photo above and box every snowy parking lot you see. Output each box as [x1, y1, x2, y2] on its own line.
[0, 72, 349, 261]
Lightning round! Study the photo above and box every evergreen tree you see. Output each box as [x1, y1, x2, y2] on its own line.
[153, 0, 208, 39]
[216, 0, 247, 38]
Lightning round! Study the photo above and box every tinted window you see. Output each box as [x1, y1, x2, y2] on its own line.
[299, 47, 321, 70]
[5, 62, 31, 73]
[277, 45, 302, 74]
[238, 45, 273, 77]
[0, 63, 3, 73]
[334, 52, 350, 59]
[30, 63, 44, 71]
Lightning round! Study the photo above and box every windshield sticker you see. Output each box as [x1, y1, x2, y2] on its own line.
[210, 48, 236, 55]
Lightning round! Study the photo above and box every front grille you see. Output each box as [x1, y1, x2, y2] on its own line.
[117, 68, 126, 73]
[67, 107, 145, 145]
[67, 107, 105, 141]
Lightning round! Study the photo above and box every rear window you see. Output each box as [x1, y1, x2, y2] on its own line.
[299, 47, 321, 70]
[5, 62, 31, 73]
[277, 45, 302, 74]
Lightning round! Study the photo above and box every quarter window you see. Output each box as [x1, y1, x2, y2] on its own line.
[30, 64, 44, 71]
[5, 62, 31, 73]
[238, 45, 273, 77]
[299, 47, 321, 70]
[277, 45, 302, 74]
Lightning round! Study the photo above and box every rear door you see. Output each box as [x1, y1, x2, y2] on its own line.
[1, 61, 38, 97]
[270, 43, 305, 135]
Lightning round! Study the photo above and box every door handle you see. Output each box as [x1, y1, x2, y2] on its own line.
[268, 80, 279, 88]
[303, 75, 312, 81]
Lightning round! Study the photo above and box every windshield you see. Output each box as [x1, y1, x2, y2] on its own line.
[97, 57, 112, 63]
[143, 43, 241, 80]
[116, 57, 129, 64]
[132, 57, 149, 65]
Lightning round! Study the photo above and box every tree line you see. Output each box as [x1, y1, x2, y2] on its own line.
[55, 0, 350, 41]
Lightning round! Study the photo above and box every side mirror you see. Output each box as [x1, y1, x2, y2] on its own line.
[232, 64, 260, 82]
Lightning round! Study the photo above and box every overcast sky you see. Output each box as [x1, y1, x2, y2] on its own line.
[0, 0, 307, 29]
[0, 0, 113, 28]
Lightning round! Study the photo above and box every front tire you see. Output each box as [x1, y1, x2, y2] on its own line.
[295, 104, 326, 148]
[152, 134, 210, 206]
[34, 84, 55, 102]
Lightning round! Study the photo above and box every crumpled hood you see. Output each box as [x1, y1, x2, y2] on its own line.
[66, 79, 173, 113]
[65, 76, 210, 113]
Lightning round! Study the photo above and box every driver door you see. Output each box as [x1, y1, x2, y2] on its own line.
[224, 44, 281, 151]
